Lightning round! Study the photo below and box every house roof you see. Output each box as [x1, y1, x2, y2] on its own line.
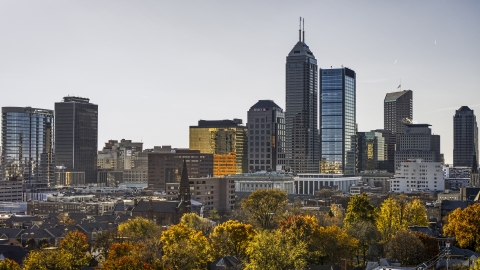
[132, 200, 178, 213]
[409, 225, 435, 236]
[440, 200, 470, 211]
[0, 245, 29, 265]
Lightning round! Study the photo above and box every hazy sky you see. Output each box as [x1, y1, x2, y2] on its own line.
[1, 1, 479, 164]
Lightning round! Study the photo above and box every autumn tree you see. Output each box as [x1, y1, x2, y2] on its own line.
[317, 225, 358, 265]
[411, 231, 439, 261]
[161, 223, 212, 269]
[405, 199, 429, 227]
[93, 229, 119, 261]
[0, 258, 21, 270]
[323, 204, 344, 227]
[245, 229, 308, 270]
[209, 208, 220, 219]
[384, 230, 425, 266]
[101, 242, 154, 270]
[344, 193, 375, 229]
[118, 217, 161, 242]
[241, 189, 288, 230]
[57, 212, 76, 225]
[376, 198, 402, 242]
[23, 249, 73, 270]
[346, 220, 380, 266]
[59, 230, 90, 269]
[443, 203, 480, 252]
[180, 212, 215, 236]
[210, 220, 257, 261]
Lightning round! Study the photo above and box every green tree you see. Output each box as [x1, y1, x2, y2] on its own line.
[443, 203, 480, 252]
[59, 230, 90, 269]
[180, 212, 215, 236]
[0, 258, 21, 270]
[346, 220, 380, 266]
[344, 193, 375, 229]
[23, 249, 72, 270]
[209, 208, 220, 219]
[118, 217, 161, 241]
[384, 230, 425, 266]
[241, 189, 288, 230]
[245, 229, 308, 270]
[210, 220, 257, 261]
[161, 223, 212, 269]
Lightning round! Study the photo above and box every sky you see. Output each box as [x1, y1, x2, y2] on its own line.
[1, 1, 479, 164]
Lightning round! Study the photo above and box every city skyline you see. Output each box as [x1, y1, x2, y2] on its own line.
[1, 1, 479, 164]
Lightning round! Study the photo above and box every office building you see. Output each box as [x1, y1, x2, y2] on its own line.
[394, 124, 442, 170]
[189, 119, 247, 176]
[453, 106, 478, 167]
[390, 159, 444, 193]
[247, 100, 285, 172]
[320, 67, 356, 175]
[147, 146, 213, 191]
[384, 90, 413, 136]
[54, 96, 98, 183]
[1, 107, 54, 187]
[356, 131, 385, 173]
[232, 172, 295, 195]
[294, 174, 361, 195]
[371, 129, 395, 173]
[285, 20, 319, 173]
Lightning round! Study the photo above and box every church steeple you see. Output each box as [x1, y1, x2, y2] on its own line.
[178, 159, 191, 207]
[471, 151, 479, 188]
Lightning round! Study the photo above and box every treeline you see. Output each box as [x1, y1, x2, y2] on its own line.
[0, 190, 479, 270]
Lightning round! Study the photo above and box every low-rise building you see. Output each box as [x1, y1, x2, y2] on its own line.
[232, 172, 295, 194]
[294, 174, 361, 195]
[390, 159, 444, 193]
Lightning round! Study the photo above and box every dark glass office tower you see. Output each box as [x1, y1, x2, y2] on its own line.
[55, 97, 98, 183]
[1, 107, 54, 186]
[454, 106, 478, 167]
[384, 90, 413, 136]
[320, 67, 356, 175]
[247, 100, 285, 172]
[285, 22, 319, 173]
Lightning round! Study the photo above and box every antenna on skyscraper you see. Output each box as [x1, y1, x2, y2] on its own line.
[299, 17, 302, 42]
[302, 18, 305, 42]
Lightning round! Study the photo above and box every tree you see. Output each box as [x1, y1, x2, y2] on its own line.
[210, 220, 257, 261]
[209, 208, 220, 219]
[245, 229, 308, 270]
[376, 198, 402, 242]
[57, 212, 76, 225]
[384, 230, 424, 266]
[93, 229, 119, 261]
[101, 242, 154, 270]
[118, 217, 161, 241]
[411, 231, 439, 261]
[346, 220, 380, 266]
[405, 199, 429, 227]
[23, 249, 72, 270]
[161, 223, 212, 269]
[241, 189, 288, 230]
[317, 225, 358, 265]
[343, 193, 375, 229]
[59, 230, 90, 269]
[323, 204, 344, 227]
[180, 212, 215, 236]
[472, 258, 480, 270]
[443, 203, 480, 252]
[0, 258, 21, 270]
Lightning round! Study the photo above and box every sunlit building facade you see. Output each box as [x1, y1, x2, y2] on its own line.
[189, 119, 248, 176]
[320, 67, 356, 175]
[356, 131, 385, 173]
[1, 107, 54, 187]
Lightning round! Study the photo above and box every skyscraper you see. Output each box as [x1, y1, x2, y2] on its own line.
[453, 106, 478, 167]
[356, 131, 385, 173]
[247, 100, 285, 172]
[319, 67, 356, 175]
[285, 18, 319, 173]
[384, 90, 413, 136]
[54, 96, 98, 183]
[1, 107, 54, 187]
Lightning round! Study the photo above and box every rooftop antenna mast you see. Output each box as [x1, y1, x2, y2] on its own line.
[299, 17, 302, 42]
[302, 18, 305, 42]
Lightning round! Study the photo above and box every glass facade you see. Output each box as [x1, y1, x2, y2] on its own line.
[285, 40, 319, 173]
[320, 68, 356, 175]
[453, 106, 478, 167]
[356, 131, 385, 172]
[54, 97, 98, 183]
[189, 120, 248, 176]
[1, 107, 54, 187]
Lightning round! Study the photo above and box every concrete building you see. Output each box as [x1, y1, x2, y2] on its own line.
[384, 90, 413, 137]
[166, 177, 235, 215]
[443, 166, 470, 190]
[394, 124, 443, 170]
[55, 96, 98, 183]
[232, 172, 295, 195]
[294, 174, 361, 195]
[55, 171, 85, 186]
[0, 180, 23, 202]
[453, 106, 478, 167]
[147, 146, 213, 191]
[189, 119, 247, 176]
[320, 67, 357, 176]
[285, 20, 320, 174]
[357, 170, 394, 193]
[390, 159, 444, 193]
[1, 107, 54, 188]
[247, 100, 286, 172]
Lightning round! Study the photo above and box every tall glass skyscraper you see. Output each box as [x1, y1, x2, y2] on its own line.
[454, 106, 478, 167]
[320, 67, 356, 175]
[1, 107, 54, 187]
[55, 96, 98, 183]
[285, 23, 319, 173]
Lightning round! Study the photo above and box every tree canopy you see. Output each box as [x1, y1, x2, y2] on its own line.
[343, 193, 375, 229]
[443, 203, 480, 252]
[210, 220, 257, 261]
[241, 189, 288, 230]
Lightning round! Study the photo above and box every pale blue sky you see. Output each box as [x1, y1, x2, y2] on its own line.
[1, 1, 479, 164]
